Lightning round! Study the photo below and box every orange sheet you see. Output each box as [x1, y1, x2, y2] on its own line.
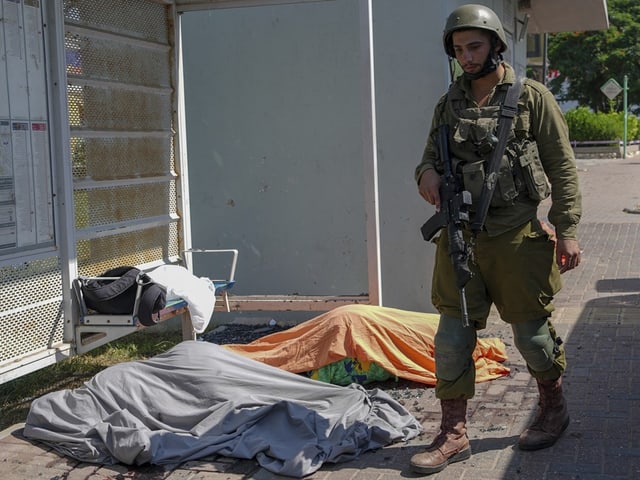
[225, 305, 510, 385]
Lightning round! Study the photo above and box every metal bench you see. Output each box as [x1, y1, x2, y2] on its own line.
[72, 249, 238, 354]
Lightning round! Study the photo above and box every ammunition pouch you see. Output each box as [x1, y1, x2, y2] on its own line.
[511, 140, 551, 202]
[460, 155, 518, 208]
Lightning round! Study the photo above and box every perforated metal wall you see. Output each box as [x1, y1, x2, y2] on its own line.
[65, 0, 180, 276]
[0, 2, 65, 376]
[64, 0, 169, 44]
[76, 224, 180, 277]
[0, 258, 64, 364]
[0, 0, 179, 382]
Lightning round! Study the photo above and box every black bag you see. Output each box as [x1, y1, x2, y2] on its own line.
[81, 266, 166, 327]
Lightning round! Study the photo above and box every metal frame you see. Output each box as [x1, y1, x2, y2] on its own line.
[173, 0, 382, 309]
[0, 0, 381, 385]
[0, 1, 77, 384]
[71, 248, 238, 354]
[358, 0, 381, 306]
[72, 274, 193, 354]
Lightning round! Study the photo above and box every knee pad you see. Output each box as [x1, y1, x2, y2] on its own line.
[435, 315, 477, 381]
[512, 318, 557, 373]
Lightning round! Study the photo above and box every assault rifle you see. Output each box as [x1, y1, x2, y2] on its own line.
[420, 124, 473, 327]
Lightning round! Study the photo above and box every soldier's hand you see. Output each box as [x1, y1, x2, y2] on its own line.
[419, 169, 442, 211]
[556, 238, 581, 274]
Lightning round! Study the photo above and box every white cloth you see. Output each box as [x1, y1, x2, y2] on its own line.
[148, 265, 215, 333]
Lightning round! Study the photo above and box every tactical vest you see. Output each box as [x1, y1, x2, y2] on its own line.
[442, 81, 551, 210]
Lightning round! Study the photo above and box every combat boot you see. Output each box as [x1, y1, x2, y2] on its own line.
[518, 377, 570, 450]
[410, 398, 471, 474]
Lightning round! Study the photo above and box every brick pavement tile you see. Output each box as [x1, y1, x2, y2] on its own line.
[575, 441, 604, 462]
[552, 460, 603, 475]
[98, 463, 173, 479]
[601, 451, 636, 478]
[515, 454, 554, 476]
[0, 439, 37, 458]
[461, 468, 540, 480]
[59, 465, 102, 480]
[163, 470, 196, 480]
[1, 444, 77, 470]
[0, 429, 29, 445]
[317, 456, 394, 480]
[464, 449, 500, 470]
[2, 462, 73, 480]
[502, 390, 525, 405]
[310, 472, 358, 480]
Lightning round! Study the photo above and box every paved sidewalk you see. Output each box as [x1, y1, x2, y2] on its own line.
[2, 155, 639, 479]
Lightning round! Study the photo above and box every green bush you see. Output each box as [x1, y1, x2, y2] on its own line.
[565, 106, 639, 142]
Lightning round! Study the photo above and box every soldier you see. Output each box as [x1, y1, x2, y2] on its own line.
[412, 4, 582, 475]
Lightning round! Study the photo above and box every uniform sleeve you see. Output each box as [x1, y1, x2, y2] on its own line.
[526, 83, 582, 239]
[415, 95, 447, 184]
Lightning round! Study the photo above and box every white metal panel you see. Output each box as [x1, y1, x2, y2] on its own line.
[181, 0, 370, 305]
[0, 0, 70, 385]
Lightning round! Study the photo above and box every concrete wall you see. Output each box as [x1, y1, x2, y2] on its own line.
[181, 0, 523, 316]
[182, 1, 366, 303]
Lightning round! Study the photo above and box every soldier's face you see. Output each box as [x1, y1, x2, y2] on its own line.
[451, 29, 493, 74]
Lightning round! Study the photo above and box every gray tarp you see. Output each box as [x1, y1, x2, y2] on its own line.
[23, 341, 422, 477]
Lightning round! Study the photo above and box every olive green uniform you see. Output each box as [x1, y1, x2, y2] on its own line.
[416, 64, 581, 399]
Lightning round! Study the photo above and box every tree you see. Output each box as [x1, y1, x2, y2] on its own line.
[546, 0, 640, 113]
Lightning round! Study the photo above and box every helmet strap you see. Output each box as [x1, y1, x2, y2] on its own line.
[462, 36, 504, 80]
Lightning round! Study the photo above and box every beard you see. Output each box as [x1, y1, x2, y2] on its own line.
[463, 52, 503, 80]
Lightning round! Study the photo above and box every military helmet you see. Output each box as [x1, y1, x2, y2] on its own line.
[443, 4, 507, 57]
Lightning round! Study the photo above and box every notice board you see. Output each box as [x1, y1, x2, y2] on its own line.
[0, 0, 54, 256]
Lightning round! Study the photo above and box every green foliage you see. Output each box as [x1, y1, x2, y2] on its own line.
[547, 0, 640, 113]
[564, 106, 639, 141]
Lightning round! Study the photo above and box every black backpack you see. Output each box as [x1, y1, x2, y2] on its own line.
[81, 266, 166, 327]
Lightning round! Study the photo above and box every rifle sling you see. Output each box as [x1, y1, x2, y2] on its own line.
[470, 77, 523, 234]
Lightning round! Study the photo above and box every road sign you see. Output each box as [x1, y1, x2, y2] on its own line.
[601, 78, 623, 99]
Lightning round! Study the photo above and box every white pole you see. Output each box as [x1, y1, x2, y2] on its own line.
[359, 0, 382, 306]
